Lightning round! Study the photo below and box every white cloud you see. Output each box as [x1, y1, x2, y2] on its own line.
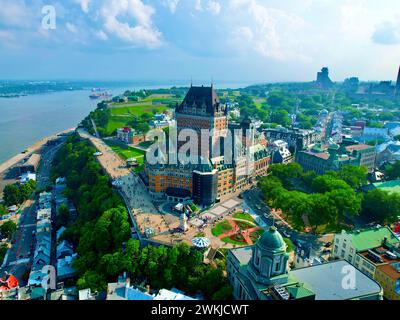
[195, 0, 203, 11]
[206, 1, 221, 15]
[0, 0, 31, 27]
[372, 19, 400, 45]
[95, 30, 109, 41]
[0, 30, 15, 42]
[99, 0, 162, 48]
[162, 0, 180, 14]
[233, 26, 254, 42]
[228, 0, 308, 61]
[66, 22, 79, 34]
[194, 0, 221, 15]
[74, 0, 91, 13]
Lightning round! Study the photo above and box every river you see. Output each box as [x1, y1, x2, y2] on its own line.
[0, 81, 250, 164]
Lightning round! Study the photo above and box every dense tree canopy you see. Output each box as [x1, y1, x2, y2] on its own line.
[258, 164, 363, 232]
[384, 161, 400, 180]
[3, 180, 36, 207]
[362, 189, 400, 224]
[0, 221, 17, 240]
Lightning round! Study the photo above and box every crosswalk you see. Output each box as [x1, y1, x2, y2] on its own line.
[7, 258, 30, 267]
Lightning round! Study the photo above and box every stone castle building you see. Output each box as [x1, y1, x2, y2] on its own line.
[144, 85, 270, 206]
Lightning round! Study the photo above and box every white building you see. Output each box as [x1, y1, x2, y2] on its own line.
[332, 226, 400, 267]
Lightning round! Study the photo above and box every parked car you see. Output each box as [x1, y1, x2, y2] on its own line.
[282, 230, 291, 238]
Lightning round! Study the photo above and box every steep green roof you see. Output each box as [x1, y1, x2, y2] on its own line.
[350, 227, 400, 251]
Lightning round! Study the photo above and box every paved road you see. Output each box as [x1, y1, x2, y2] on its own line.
[0, 200, 36, 285]
[90, 117, 100, 139]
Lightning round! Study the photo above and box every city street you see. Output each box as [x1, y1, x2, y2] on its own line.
[0, 199, 36, 285]
[0, 141, 64, 285]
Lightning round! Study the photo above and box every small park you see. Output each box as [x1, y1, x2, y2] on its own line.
[211, 212, 265, 246]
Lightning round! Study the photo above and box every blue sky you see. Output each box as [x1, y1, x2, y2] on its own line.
[1, 0, 400, 82]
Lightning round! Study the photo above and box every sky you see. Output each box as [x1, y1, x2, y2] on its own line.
[1, 0, 400, 83]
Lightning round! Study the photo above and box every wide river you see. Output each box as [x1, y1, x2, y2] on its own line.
[0, 82, 250, 164]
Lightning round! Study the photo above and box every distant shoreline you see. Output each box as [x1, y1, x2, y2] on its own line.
[0, 128, 76, 175]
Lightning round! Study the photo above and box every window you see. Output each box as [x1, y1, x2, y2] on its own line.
[275, 262, 280, 272]
[341, 250, 345, 258]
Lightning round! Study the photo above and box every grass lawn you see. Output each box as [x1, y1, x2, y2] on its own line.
[106, 117, 132, 135]
[284, 238, 295, 253]
[104, 102, 171, 136]
[212, 220, 233, 237]
[105, 140, 145, 162]
[110, 104, 168, 117]
[233, 212, 256, 224]
[221, 236, 247, 246]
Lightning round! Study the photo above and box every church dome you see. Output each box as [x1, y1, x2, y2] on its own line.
[257, 226, 287, 253]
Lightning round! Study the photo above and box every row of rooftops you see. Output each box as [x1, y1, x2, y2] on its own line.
[299, 141, 374, 161]
[340, 225, 400, 252]
[28, 191, 53, 287]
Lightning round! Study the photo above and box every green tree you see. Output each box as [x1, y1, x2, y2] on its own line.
[258, 176, 285, 205]
[0, 244, 8, 265]
[0, 221, 17, 240]
[362, 189, 400, 224]
[3, 184, 21, 206]
[311, 175, 351, 193]
[280, 191, 313, 227]
[76, 271, 107, 292]
[269, 163, 303, 189]
[384, 161, 400, 180]
[0, 205, 8, 217]
[332, 165, 368, 189]
[99, 251, 126, 277]
[270, 109, 291, 127]
[307, 193, 338, 231]
[211, 285, 233, 300]
[326, 189, 361, 219]
[56, 204, 70, 229]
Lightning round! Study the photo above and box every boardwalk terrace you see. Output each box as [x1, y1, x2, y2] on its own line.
[144, 85, 270, 207]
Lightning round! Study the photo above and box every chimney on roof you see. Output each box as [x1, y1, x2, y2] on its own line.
[383, 236, 388, 246]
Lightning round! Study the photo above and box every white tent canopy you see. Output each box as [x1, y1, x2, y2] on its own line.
[192, 237, 210, 249]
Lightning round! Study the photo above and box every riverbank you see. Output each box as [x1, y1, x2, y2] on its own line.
[0, 128, 76, 176]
